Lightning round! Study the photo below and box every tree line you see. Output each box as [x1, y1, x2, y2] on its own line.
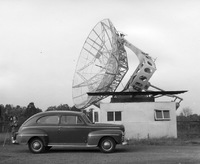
[0, 103, 81, 132]
[177, 107, 200, 121]
[0, 103, 42, 129]
[177, 107, 200, 138]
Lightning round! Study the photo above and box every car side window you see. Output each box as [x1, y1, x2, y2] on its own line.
[61, 115, 84, 125]
[37, 115, 59, 125]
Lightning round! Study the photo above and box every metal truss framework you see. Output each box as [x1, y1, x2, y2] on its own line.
[72, 19, 185, 109]
[72, 19, 128, 109]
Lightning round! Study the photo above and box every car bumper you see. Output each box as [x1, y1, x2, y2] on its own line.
[12, 138, 19, 144]
[122, 140, 129, 145]
[11, 132, 19, 144]
[12, 132, 28, 145]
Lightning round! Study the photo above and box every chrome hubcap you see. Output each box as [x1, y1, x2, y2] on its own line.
[103, 141, 111, 149]
[33, 141, 41, 150]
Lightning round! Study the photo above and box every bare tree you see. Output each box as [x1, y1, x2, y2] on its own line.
[179, 107, 193, 117]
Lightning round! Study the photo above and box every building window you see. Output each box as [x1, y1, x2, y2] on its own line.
[163, 110, 170, 118]
[107, 112, 114, 121]
[107, 111, 122, 121]
[115, 111, 121, 121]
[94, 112, 99, 122]
[155, 110, 170, 121]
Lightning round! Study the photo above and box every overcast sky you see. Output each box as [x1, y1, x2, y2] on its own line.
[0, 0, 200, 114]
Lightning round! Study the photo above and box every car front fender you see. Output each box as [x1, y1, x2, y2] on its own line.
[87, 130, 123, 146]
[16, 128, 48, 145]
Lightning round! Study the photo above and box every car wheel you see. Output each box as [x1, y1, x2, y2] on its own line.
[28, 138, 45, 154]
[99, 137, 116, 153]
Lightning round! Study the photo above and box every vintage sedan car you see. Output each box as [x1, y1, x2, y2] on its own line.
[14, 111, 127, 153]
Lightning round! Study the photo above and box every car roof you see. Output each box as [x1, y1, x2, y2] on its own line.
[33, 110, 83, 117]
[47, 110, 83, 114]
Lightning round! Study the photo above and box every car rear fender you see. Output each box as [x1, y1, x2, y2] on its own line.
[18, 128, 48, 146]
[87, 130, 123, 146]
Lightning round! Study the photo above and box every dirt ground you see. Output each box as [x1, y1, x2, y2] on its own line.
[0, 144, 200, 164]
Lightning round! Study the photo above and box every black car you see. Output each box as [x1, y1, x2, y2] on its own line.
[14, 111, 127, 153]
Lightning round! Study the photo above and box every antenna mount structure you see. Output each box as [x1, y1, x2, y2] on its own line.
[72, 19, 186, 109]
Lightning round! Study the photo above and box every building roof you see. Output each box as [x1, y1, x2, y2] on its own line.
[87, 90, 187, 97]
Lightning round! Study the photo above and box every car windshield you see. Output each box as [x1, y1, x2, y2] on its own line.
[82, 114, 92, 124]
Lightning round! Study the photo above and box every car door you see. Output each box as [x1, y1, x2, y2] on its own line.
[58, 114, 91, 144]
[37, 115, 60, 144]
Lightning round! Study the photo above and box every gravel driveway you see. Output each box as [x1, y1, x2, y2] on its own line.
[0, 144, 200, 164]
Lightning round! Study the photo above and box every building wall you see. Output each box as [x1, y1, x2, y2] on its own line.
[98, 102, 177, 139]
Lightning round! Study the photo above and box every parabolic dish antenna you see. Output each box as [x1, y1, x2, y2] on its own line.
[72, 19, 128, 109]
[72, 19, 185, 109]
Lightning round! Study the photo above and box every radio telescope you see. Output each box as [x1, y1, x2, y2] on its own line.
[72, 19, 185, 109]
[72, 19, 128, 109]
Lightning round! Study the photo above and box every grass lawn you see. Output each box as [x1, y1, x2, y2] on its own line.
[0, 132, 12, 145]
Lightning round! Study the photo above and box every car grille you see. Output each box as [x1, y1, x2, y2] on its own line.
[122, 132, 125, 142]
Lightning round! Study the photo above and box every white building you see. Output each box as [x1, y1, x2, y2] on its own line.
[92, 101, 177, 139]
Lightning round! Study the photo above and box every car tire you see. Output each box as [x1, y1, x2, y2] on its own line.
[99, 137, 116, 153]
[28, 138, 45, 154]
